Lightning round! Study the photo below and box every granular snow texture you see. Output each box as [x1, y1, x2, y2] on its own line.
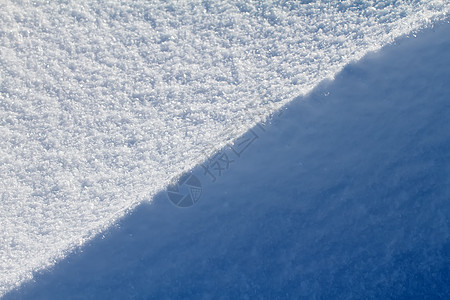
[0, 0, 448, 296]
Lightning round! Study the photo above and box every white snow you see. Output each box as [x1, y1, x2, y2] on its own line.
[0, 0, 448, 296]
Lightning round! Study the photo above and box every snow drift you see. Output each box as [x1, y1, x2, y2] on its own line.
[0, 0, 448, 296]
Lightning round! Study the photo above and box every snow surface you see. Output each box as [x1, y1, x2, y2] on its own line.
[0, 0, 449, 296]
[4, 19, 450, 299]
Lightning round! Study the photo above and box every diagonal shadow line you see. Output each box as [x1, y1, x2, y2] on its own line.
[4, 21, 450, 299]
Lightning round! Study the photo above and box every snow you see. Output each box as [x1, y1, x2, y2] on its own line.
[5, 19, 450, 299]
[0, 0, 449, 296]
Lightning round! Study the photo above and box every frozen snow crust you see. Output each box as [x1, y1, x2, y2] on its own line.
[0, 0, 448, 296]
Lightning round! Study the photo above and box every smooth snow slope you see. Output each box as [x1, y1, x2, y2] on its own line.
[4, 20, 450, 299]
[0, 0, 448, 296]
